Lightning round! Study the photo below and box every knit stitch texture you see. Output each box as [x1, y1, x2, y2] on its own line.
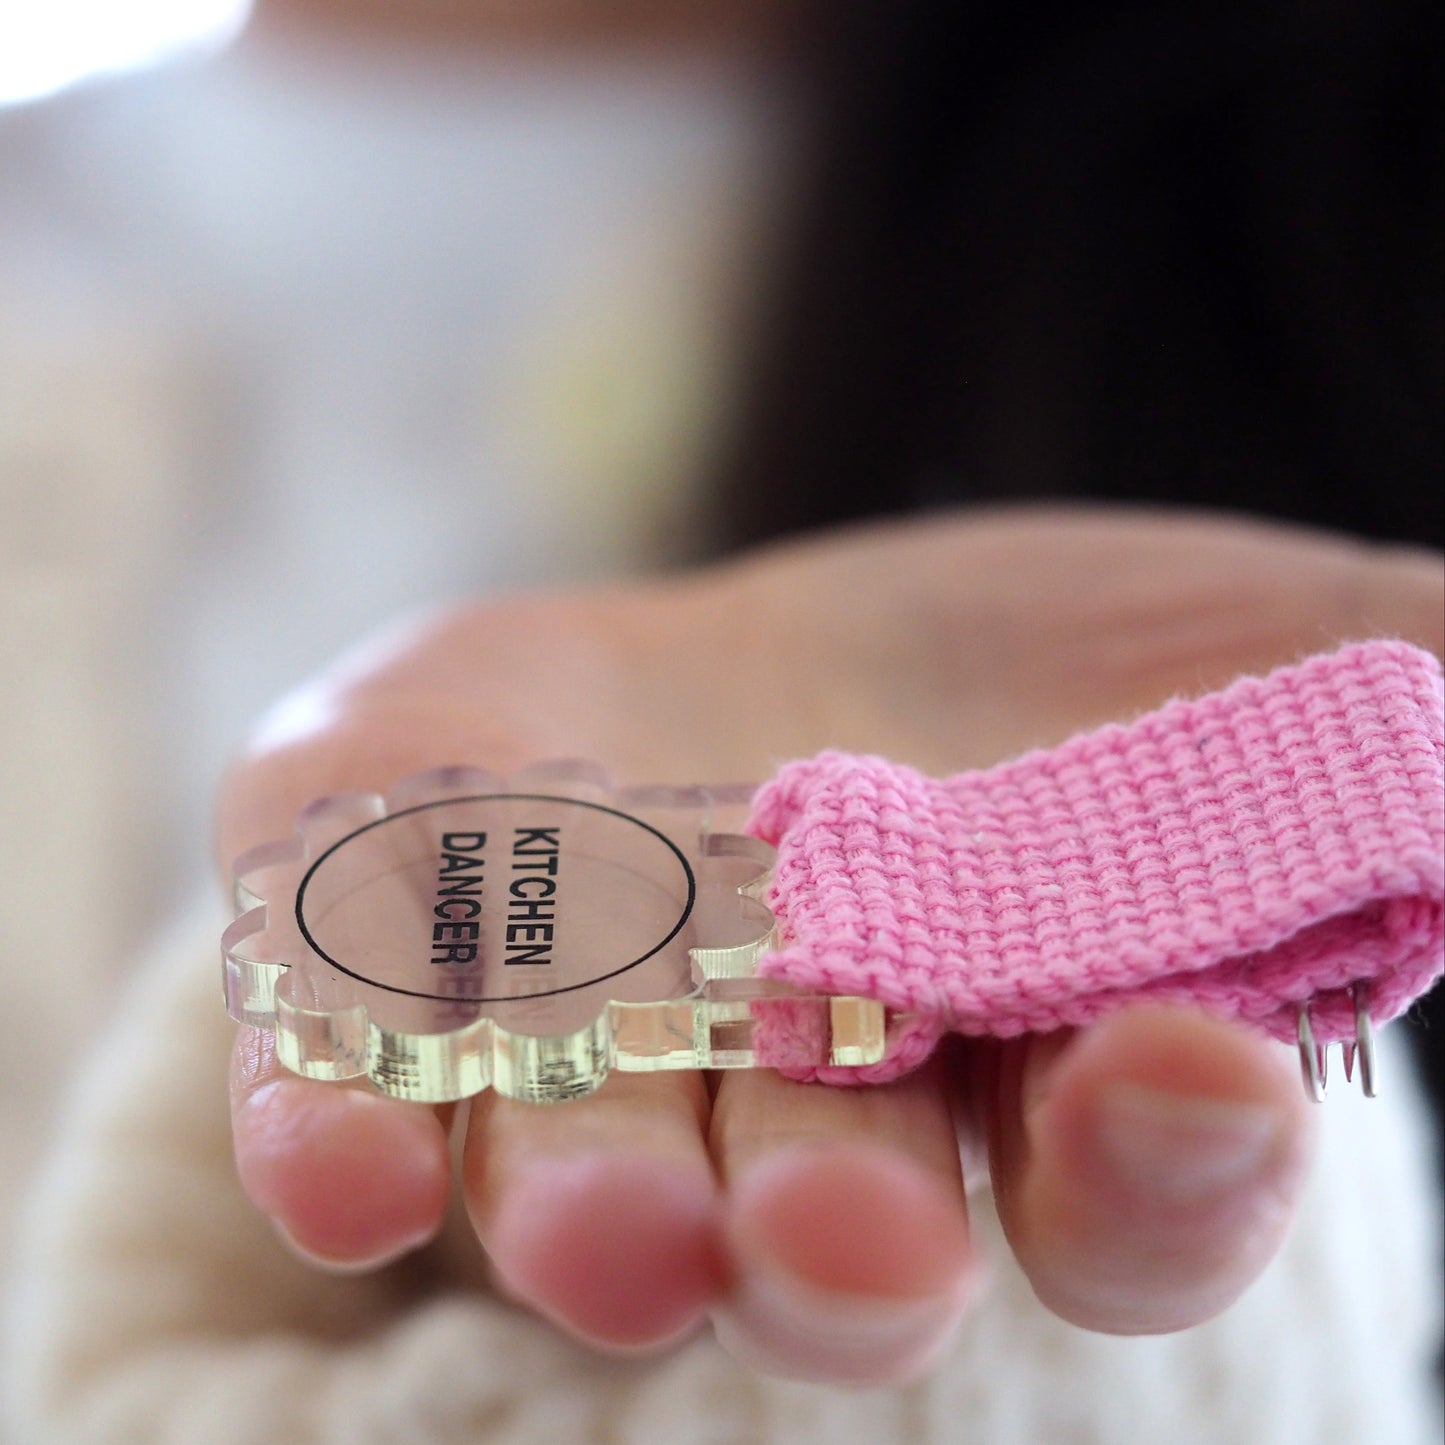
[747, 641, 1445, 1083]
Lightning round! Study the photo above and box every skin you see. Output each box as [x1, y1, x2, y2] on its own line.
[221, 507, 1444, 1383]
[247, 0, 816, 52]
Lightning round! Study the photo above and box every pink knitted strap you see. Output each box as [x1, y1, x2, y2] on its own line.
[747, 641, 1445, 1084]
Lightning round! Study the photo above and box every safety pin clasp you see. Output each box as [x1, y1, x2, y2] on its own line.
[1296, 989, 1378, 1103]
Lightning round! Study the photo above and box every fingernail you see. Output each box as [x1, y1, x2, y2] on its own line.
[715, 1261, 975, 1385]
[718, 1146, 980, 1384]
[273, 1219, 435, 1274]
[234, 1080, 450, 1266]
[487, 1154, 722, 1349]
[1096, 1084, 1280, 1203]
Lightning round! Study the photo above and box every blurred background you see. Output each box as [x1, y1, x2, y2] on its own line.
[0, 0, 808, 1289]
[1, 0, 1440, 1324]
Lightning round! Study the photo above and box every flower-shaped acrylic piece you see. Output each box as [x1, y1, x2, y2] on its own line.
[223, 762, 888, 1103]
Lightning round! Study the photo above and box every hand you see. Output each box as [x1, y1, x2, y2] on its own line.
[220, 506, 1443, 1384]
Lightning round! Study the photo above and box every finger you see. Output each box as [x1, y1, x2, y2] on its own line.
[461, 1071, 724, 1352]
[216, 684, 537, 875]
[706, 1062, 980, 1385]
[217, 628, 559, 1273]
[212, 586, 717, 872]
[230, 1025, 452, 1270]
[983, 1006, 1314, 1335]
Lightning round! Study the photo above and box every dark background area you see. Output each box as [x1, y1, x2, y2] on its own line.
[712, 0, 1444, 1105]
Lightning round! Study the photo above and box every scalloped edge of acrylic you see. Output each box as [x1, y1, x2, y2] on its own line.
[222, 763, 888, 1103]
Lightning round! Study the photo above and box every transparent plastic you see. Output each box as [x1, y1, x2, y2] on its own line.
[223, 763, 888, 1102]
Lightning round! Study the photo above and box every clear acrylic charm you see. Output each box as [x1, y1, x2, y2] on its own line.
[223, 763, 888, 1103]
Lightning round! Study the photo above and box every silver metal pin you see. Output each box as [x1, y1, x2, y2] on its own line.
[1297, 1005, 1327, 1103]
[1353, 985, 1378, 1099]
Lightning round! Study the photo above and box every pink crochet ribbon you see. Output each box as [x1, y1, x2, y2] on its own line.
[746, 640, 1445, 1084]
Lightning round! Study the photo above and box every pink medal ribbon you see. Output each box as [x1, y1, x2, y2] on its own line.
[746, 640, 1445, 1097]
